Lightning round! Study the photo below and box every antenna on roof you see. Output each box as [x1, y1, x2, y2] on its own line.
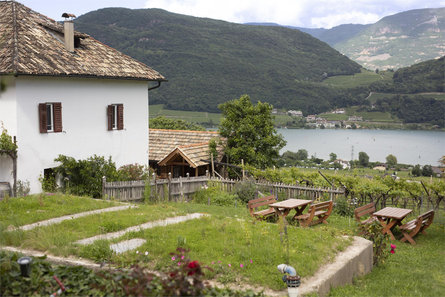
[61, 12, 76, 20]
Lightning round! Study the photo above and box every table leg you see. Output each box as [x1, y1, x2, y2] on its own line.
[378, 218, 398, 240]
[291, 205, 309, 220]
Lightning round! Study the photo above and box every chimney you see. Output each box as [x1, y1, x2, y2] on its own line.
[62, 13, 76, 52]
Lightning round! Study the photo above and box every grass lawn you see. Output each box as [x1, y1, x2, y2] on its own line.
[1, 195, 444, 295]
[0, 194, 119, 227]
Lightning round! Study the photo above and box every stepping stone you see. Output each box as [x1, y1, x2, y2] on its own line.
[109, 238, 146, 254]
[14, 205, 137, 231]
[76, 213, 207, 245]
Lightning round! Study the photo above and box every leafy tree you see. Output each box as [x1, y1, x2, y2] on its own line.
[411, 164, 422, 176]
[439, 156, 445, 166]
[296, 149, 308, 161]
[358, 151, 369, 167]
[329, 152, 337, 162]
[386, 154, 398, 168]
[422, 165, 433, 177]
[149, 116, 205, 131]
[218, 95, 286, 169]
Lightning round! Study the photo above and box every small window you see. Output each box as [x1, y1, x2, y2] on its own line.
[107, 104, 124, 131]
[39, 102, 62, 133]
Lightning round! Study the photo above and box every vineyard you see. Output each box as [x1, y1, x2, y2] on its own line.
[247, 166, 445, 221]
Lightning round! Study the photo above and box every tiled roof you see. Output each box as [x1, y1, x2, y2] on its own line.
[0, 1, 165, 81]
[149, 129, 225, 167]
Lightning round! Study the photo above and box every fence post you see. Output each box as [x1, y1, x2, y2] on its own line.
[152, 173, 157, 202]
[168, 172, 172, 201]
[102, 176, 106, 199]
[179, 176, 184, 202]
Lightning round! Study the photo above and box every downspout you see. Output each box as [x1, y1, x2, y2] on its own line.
[148, 81, 162, 91]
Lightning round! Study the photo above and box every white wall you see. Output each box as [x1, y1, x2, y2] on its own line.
[13, 76, 149, 193]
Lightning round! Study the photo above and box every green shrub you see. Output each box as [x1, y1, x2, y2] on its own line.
[334, 196, 354, 217]
[117, 164, 150, 181]
[234, 180, 257, 204]
[54, 155, 118, 198]
[360, 220, 390, 266]
[192, 186, 237, 206]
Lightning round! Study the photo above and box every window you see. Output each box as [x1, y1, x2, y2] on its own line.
[107, 104, 124, 130]
[39, 103, 62, 133]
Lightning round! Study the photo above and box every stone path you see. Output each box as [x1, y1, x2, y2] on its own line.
[75, 213, 207, 245]
[14, 205, 137, 231]
[109, 238, 147, 254]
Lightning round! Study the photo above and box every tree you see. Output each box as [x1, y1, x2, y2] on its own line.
[296, 149, 308, 161]
[358, 152, 369, 167]
[329, 153, 337, 162]
[422, 165, 433, 177]
[218, 95, 286, 169]
[411, 164, 422, 176]
[386, 154, 397, 168]
[439, 156, 445, 166]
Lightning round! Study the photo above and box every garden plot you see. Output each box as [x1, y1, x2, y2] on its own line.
[1, 196, 354, 291]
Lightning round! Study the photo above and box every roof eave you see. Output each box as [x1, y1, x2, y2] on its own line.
[10, 72, 168, 82]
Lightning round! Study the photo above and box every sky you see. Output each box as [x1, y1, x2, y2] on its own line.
[16, 0, 445, 28]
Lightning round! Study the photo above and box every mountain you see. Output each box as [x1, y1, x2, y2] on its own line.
[246, 23, 370, 46]
[298, 24, 371, 46]
[256, 8, 445, 70]
[75, 8, 362, 113]
[334, 8, 445, 70]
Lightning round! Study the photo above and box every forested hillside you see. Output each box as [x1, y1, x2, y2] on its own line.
[369, 57, 445, 127]
[75, 8, 362, 113]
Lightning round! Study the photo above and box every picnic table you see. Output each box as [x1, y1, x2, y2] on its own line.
[373, 207, 412, 240]
[269, 199, 313, 221]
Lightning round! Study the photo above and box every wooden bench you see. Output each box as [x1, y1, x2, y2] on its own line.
[399, 210, 434, 245]
[354, 202, 377, 225]
[295, 200, 333, 227]
[248, 195, 277, 220]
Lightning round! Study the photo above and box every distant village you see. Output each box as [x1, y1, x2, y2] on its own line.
[272, 108, 363, 129]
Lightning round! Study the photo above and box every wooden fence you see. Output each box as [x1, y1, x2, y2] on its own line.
[102, 173, 345, 202]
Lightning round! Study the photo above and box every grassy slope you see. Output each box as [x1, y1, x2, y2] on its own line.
[1, 195, 444, 295]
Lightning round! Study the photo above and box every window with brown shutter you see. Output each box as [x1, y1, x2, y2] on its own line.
[38, 103, 47, 133]
[107, 104, 124, 131]
[107, 105, 113, 131]
[38, 102, 62, 133]
[53, 103, 62, 132]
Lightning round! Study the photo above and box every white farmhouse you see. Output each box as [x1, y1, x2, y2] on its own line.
[0, 1, 165, 194]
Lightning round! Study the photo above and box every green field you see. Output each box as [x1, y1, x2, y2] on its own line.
[149, 104, 222, 126]
[149, 105, 300, 128]
[322, 69, 393, 88]
[319, 106, 401, 123]
[367, 92, 445, 103]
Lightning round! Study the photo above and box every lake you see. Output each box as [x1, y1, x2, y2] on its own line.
[278, 129, 445, 166]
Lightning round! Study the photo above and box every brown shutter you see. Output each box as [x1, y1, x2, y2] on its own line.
[38, 103, 47, 133]
[117, 104, 124, 130]
[53, 102, 62, 132]
[107, 105, 113, 130]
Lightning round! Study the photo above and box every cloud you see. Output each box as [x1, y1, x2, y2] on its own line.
[144, 0, 444, 28]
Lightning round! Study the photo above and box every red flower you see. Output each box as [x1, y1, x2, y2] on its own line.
[187, 261, 200, 276]
[188, 261, 199, 269]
